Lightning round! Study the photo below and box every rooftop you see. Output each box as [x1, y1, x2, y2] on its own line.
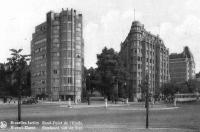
[169, 46, 193, 59]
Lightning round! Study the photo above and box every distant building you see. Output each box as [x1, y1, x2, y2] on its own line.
[195, 72, 200, 93]
[196, 72, 200, 80]
[31, 9, 84, 102]
[169, 47, 195, 83]
[120, 21, 170, 101]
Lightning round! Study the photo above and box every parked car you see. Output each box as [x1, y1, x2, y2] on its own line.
[22, 97, 38, 104]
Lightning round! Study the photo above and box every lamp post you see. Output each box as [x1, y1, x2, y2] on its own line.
[124, 82, 129, 104]
[18, 84, 21, 123]
[124, 82, 127, 97]
[87, 73, 91, 105]
[113, 76, 118, 104]
[12, 72, 22, 124]
[145, 71, 149, 129]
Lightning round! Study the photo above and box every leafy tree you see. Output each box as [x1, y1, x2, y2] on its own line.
[185, 79, 197, 93]
[96, 47, 129, 99]
[7, 49, 30, 97]
[160, 82, 179, 97]
[0, 64, 8, 96]
[160, 79, 198, 98]
[86, 67, 96, 94]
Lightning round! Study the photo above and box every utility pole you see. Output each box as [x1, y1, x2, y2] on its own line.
[145, 72, 149, 129]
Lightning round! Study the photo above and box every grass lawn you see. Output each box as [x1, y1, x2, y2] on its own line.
[0, 101, 200, 132]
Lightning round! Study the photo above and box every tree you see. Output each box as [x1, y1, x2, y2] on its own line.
[96, 47, 129, 99]
[6, 49, 30, 122]
[7, 49, 30, 96]
[86, 67, 96, 94]
[160, 82, 179, 97]
[185, 79, 197, 93]
[0, 64, 8, 96]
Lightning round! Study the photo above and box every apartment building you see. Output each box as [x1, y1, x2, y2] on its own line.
[31, 8, 84, 102]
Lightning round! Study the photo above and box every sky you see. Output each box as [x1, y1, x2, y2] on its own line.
[0, 0, 200, 72]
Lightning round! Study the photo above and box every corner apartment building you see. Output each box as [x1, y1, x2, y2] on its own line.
[169, 47, 195, 83]
[31, 9, 84, 101]
[120, 21, 170, 101]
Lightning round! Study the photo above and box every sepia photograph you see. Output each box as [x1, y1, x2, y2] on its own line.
[0, 0, 200, 131]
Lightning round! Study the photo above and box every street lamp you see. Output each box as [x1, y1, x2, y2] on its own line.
[18, 82, 22, 123]
[124, 82, 127, 98]
[145, 70, 149, 129]
[112, 76, 118, 104]
[87, 73, 91, 105]
[12, 72, 22, 124]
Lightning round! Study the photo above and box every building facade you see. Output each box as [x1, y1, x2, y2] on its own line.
[169, 47, 195, 83]
[31, 9, 84, 102]
[120, 21, 170, 101]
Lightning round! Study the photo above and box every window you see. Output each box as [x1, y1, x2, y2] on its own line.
[63, 59, 71, 65]
[34, 38, 46, 45]
[42, 71, 46, 75]
[76, 70, 81, 76]
[42, 54, 46, 59]
[137, 56, 140, 61]
[67, 15, 72, 21]
[76, 61, 81, 67]
[134, 49, 137, 54]
[67, 77, 72, 84]
[53, 69, 57, 74]
[76, 37, 81, 41]
[52, 61, 59, 65]
[138, 64, 141, 69]
[67, 50, 72, 57]
[35, 49, 39, 53]
[146, 50, 149, 55]
[52, 78, 59, 83]
[63, 68, 72, 75]
[53, 87, 59, 91]
[53, 38, 59, 43]
[76, 54, 81, 58]
[52, 44, 59, 48]
[52, 52, 60, 57]
[76, 45, 81, 50]
[67, 33, 71, 38]
[41, 80, 46, 84]
[76, 79, 81, 84]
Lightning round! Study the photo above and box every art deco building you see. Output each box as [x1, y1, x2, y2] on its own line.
[169, 47, 195, 83]
[31, 9, 84, 101]
[120, 21, 170, 101]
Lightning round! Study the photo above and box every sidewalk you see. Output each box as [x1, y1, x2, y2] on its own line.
[60, 103, 127, 108]
[59, 102, 175, 110]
